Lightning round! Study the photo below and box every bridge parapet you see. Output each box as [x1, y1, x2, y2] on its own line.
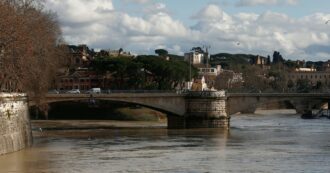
[185, 90, 226, 98]
[227, 92, 330, 98]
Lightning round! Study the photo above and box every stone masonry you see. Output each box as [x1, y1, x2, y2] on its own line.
[0, 93, 32, 155]
[168, 91, 230, 129]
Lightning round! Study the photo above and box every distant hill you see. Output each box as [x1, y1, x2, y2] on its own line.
[210, 53, 266, 69]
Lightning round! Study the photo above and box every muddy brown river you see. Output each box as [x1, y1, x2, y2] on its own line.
[1, 110, 330, 173]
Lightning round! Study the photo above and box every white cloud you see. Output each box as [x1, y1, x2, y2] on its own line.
[236, 0, 299, 6]
[193, 4, 232, 22]
[192, 4, 233, 33]
[287, 0, 299, 5]
[190, 5, 330, 60]
[143, 3, 169, 15]
[45, 0, 192, 55]
[123, 0, 150, 4]
[46, 2, 330, 60]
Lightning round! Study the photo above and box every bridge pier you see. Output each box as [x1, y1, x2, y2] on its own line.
[168, 91, 230, 129]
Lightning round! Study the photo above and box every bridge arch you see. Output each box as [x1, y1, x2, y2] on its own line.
[227, 94, 329, 115]
[31, 93, 187, 117]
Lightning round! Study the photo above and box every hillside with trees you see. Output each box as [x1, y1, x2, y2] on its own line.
[91, 55, 198, 90]
[210, 53, 260, 69]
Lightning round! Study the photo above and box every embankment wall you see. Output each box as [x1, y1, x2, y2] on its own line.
[0, 93, 32, 155]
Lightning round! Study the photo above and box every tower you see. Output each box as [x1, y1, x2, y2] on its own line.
[203, 45, 211, 68]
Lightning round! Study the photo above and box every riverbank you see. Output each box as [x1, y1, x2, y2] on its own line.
[31, 120, 167, 130]
[31, 120, 167, 138]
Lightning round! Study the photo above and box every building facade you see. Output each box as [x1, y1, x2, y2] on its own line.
[184, 52, 207, 65]
[287, 71, 330, 86]
[56, 69, 105, 91]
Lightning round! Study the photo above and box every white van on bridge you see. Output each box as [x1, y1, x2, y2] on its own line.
[86, 88, 101, 94]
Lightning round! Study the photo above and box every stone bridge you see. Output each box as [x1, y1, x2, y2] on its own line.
[227, 93, 330, 115]
[32, 93, 187, 116]
[30, 91, 228, 129]
[29, 91, 330, 128]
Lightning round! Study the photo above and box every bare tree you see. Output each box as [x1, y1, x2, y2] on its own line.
[0, 0, 65, 97]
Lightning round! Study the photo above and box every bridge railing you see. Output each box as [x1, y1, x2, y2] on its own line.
[101, 90, 178, 94]
[227, 92, 330, 97]
[51, 89, 180, 94]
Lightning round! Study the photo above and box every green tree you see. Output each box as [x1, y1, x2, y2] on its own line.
[155, 49, 168, 57]
[296, 79, 311, 93]
[287, 79, 294, 92]
[268, 64, 289, 92]
[191, 47, 204, 53]
[136, 55, 197, 90]
[92, 55, 197, 90]
[313, 81, 323, 91]
[118, 48, 123, 56]
[284, 60, 299, 70]
[91, 56, 143, 89]
[272, 51, 284, 64]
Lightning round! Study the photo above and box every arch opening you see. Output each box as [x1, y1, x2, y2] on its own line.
[30, 100, 176, 122]
[255, 100, 295, 111]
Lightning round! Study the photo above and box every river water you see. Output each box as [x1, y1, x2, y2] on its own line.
[1, 110, 330, 173]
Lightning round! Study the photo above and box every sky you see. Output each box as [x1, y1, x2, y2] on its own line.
[45, 0, 330, 60]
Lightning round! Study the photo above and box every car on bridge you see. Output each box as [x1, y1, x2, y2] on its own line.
[86, 88, 101, 94]
[48, 89, 59, 94]
[66, 89, 80, 94]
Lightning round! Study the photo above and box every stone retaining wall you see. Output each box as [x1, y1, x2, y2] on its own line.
[0, 93, 32, 155]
